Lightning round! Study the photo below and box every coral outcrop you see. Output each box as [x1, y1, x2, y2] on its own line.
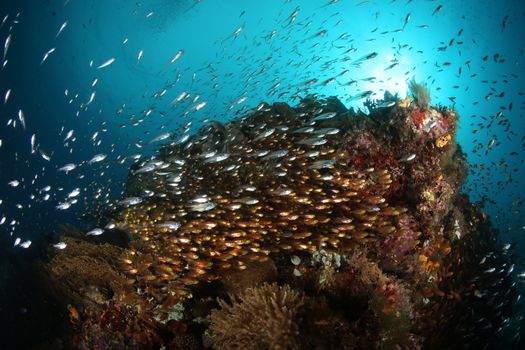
[36, 92, 518, 349]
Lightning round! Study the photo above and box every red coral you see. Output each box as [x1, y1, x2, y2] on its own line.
[411, 107, 426, 127]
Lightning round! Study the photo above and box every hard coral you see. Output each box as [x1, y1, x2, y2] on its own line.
[208, 283, 304, 350]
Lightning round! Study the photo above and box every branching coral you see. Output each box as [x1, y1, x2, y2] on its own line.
[208, 283, 305, 350]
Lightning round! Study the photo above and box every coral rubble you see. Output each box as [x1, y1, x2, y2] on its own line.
[39, 92, 518, 349]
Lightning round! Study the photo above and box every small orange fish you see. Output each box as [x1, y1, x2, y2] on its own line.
[67, 304, 79, 323]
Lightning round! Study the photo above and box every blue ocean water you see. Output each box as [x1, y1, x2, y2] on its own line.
[0, 0, 524, 347]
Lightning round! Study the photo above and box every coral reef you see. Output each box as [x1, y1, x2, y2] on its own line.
[32, 92, 519, 349]
[113, 96, 420, 314]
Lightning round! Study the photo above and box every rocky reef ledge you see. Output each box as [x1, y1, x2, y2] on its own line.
[37, 92, 517, 349]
